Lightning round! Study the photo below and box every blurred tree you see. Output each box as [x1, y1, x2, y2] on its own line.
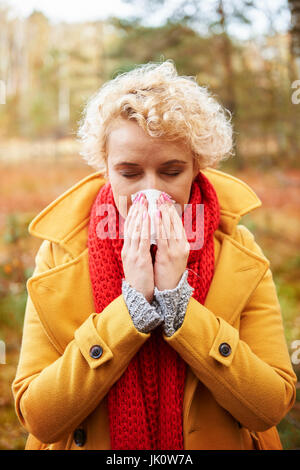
[107, 18, 213, 76]
[116, 0, 271, 169]
[121, 0, 256, 114]
[288, 0, 300, 74]
[110, 0, 300, 169]
[0, 1, 299, 167]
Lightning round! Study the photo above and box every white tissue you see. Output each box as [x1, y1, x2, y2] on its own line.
[130, 189, 175, 245]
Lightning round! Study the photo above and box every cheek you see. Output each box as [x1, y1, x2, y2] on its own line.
[170, 195, 187, 216]
[175, 186, 194, 214]
[172, 182, 193, 208]
[111, 186, 132, 219]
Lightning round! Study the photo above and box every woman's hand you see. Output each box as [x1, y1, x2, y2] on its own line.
[121, 193, 155, 303]
[154, 193, 190, 291]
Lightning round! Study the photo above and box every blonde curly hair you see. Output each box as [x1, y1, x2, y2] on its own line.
[77, 60, 234, 172]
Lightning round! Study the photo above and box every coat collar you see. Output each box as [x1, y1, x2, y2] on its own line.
[28, 167, 262, 258]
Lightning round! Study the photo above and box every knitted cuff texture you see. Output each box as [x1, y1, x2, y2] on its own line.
[122, 269, 194, 337]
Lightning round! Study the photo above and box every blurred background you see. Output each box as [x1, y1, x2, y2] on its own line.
[0, 0, 300, 450]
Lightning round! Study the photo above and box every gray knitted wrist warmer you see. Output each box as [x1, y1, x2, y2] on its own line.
[122, 270, 194, 336]
[122, 280, 164, 333]
[154, 270, 194, 337]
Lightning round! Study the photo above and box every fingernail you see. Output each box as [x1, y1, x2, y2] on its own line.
[163, 193, 171, 202]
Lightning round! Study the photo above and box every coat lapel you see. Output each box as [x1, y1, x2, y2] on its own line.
[205, 231, 269, 324]
[182, 230, 269, 426]
[27, 247, 94, 354]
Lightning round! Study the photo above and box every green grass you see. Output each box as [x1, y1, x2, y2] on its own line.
[0, 291, 27, 335]
[278, 418, 300, 450]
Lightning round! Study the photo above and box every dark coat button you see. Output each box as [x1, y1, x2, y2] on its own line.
[73, 428, 86, 447]
[219, 342, 231, 357]
[89, 345, 103, 359]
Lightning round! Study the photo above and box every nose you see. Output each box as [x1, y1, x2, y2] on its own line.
[143, 172, 160, 191]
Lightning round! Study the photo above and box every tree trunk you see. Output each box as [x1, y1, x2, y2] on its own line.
[288, 0, 300, 75]
[217, 0, 243, 169]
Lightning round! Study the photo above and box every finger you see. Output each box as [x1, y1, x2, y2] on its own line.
[139, 205, 150, 250]
[122, 197, 142, 263]
[131, 200, 144, 241]
[159, 202, 175, 241]
[126, 200, 141, 239]
[168, 204, 185, 241]
[130, 196, 147, 249]
[155, 208, 168, 248]
[124, 200, 136, 233]
[159, 195, 185, 241]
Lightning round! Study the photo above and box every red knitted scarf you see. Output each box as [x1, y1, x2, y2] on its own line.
[87, 171, 220, 450]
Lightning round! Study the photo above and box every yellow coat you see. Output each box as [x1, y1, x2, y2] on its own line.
[12, 168, 297, 450]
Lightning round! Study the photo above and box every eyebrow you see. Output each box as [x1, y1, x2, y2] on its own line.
[114, 159, 188, 168]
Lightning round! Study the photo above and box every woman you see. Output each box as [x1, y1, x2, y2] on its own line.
[12, 60, 297, 450]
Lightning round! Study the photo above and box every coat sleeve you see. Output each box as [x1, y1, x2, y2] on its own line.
[11, 240, 151, 444]
[162, 225, 297, 432]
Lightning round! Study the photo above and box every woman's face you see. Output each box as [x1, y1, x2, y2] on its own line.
[105, 118, 199, 218]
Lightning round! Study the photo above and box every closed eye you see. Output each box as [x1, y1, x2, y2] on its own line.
[121, 172, 181, 178]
